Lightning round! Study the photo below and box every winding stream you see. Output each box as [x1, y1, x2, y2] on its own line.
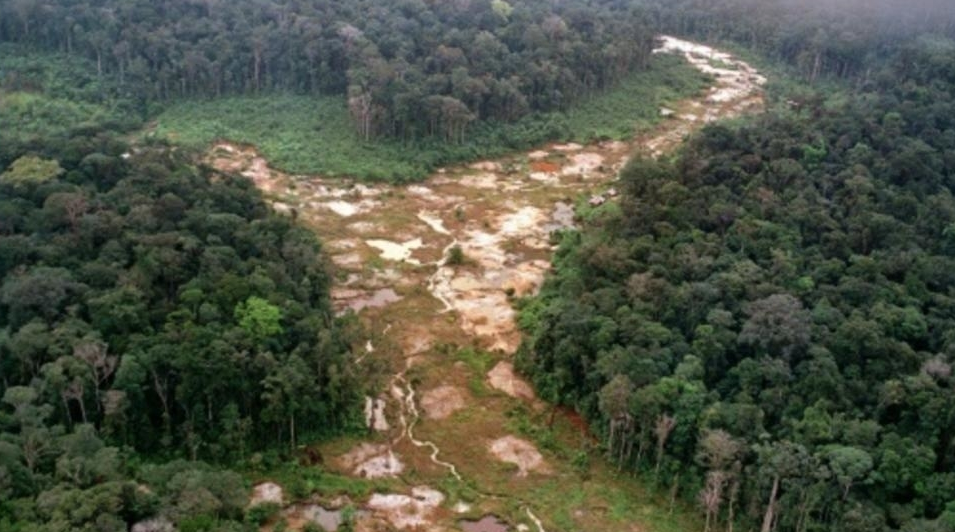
[396, 375, 463, 481]
[226, 36, 765, 532]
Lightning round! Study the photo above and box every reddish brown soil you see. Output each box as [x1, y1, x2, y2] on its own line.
[529, 161, 561, 173]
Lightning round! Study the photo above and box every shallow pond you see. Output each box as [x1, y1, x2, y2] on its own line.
[460, 515, 509, 532]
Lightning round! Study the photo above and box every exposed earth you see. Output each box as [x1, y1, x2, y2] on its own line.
[212, 36, 765, 532]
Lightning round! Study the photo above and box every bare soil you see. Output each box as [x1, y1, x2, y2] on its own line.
[223, 36, 765, 532]
[488, 436, 552, 477]
[420, 385, 468, 420]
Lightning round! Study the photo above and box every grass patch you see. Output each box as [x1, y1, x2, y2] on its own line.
[453, 347, 495, 374]
[1, 91, 114, 140]
[151, 53, 709, 181]
[560, 53, 709, 141]
[243, 458, 387, 502]
[446, 245, 467, 266]
[453, 347, 496, 396]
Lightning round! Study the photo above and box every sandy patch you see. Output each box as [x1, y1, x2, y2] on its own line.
[561, 153, 604, 178]
[367, 238, 424, 264]
[528, 172, 559, 185]
[324, 200, 359, 217]
[450, 275, 486, 292]
[420, 385, 467, 420]
[470, 161, 502, 172]
[599, 140, 629, 152]
[339, 443, 404, 479]
[459, 173, 498, 189]
[498, 207, 546, 237]
[487, 362, 535, 400]
[347, 221, 381, 234]
[355, 451, 404, 478]
[323, 199, 379, 217]
[353, 183, 384, 197]
[331, 252, 363, 268]
[488, 436, 550, 477]
[527, 150, 550, 160]
[407, 185, 435, 197]
[418, 211, 450, 235]
[334, 288, 403, 314]
[240, 157, 279, 192]
[655, 35, 766, 115]
[327, 238, 360, 252]
[500, 261, 549, 296]
[364, 396, 390, 431]
[272, 202, 293, 214]
[250, 482, 284, 506]
[308, 184, 349, 199]
[339, 442, 385, 467]
[553, 142, 583, 152]
[449, 290, 515, 344]
[366, 486, 445, 530]
[427, 208, 552, 353]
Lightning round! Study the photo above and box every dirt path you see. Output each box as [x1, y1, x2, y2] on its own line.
[224, 36, 765, 532]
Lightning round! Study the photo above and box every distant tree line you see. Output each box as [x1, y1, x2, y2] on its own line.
[0, 0, 658, 142]
[641, 0, 955, 84]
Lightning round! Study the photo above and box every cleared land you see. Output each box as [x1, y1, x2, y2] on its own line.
[231, 36, 766, 532]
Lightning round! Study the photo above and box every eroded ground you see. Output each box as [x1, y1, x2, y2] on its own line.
[216, 36, 765, 532]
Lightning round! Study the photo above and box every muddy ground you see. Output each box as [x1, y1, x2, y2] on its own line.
[218, 36, 765, 532]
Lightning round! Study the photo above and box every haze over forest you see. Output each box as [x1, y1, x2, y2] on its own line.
[1, 1, 955, 532]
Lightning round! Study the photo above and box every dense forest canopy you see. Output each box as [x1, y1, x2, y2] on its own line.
[519, 4, 955, 532]
[0, 129, 358, 529]
[0, 0, 658, 142]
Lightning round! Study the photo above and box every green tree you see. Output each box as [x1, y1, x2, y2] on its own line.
[1, 156, 64, 186]
[234, 296, 283, 346]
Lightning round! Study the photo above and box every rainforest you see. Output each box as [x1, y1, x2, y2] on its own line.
[2, 1, 955, 532]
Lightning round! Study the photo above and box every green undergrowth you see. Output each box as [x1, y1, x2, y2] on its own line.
[151, 53, 708, 181]
[0, 44, 140, 161]
[499, 403, 702, 532]
[245, 460, 382, 501]
[452, 347, 496, 396]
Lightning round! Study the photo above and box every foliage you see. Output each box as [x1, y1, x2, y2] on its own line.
[0, 43, 140, 167]
[152, 54, 706, 180]
[235, 296, 284, 346]
[0, 0, 663, 143]
[0, 156, 64, 185]
[519, 28, 955, 532]
[0, 129, 359, 528]
[245, 502, 280, 525]
[446, 245, 467, 266]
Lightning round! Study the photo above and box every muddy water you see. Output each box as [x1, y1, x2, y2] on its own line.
[228, 36, 765, 532]
[281, 503, 369, 532]
[332, 287, 401, 314]
[462, 515, 510, 532]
